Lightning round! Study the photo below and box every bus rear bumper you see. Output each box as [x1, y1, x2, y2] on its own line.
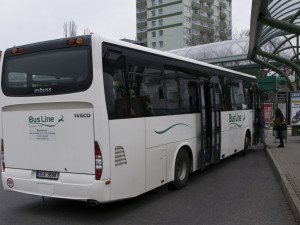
[1, 168, 111, 203]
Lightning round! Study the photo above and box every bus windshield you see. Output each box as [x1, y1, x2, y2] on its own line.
[2, 46, 92, 96]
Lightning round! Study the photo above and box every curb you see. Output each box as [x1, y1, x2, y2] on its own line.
[265, 148, 300, 221]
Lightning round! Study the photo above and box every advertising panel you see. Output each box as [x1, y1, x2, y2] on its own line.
[291, 92, 300, 125]
[264, 103, 273, 125]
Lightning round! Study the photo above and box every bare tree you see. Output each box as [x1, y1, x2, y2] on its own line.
[84, 28, 91, 35]
[63, 22, 68, 38]
[63, 21, 77, 37]
[232, 28, 250, 39]
[69, 21, 77, 37]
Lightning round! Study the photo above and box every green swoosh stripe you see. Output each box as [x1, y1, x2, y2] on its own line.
[28, 122, 57, 127]
[154, 123, 190, 134]
[229, 122, 243, 127]
[27, 120, 63, 127]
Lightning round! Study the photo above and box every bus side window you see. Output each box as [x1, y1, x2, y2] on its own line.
[243, 81, 253, 109]
[103, 51, 127, 119]
[226, 79, 245, 110]
[127, 64, 163, 117]
[163, 65, 199, 115]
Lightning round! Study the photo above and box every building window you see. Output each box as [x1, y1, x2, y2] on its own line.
[159, 41, 164, 48]
[184, 38, 189, 45]
[152, 42, 156, 48]
[151, 0, 156, 6]
[159, 19, 163, 26]
[158, 8, 163, 15]
[159, 30, 163, 37]
[184, 16, 191, 23]
[152, 31, 156, 38]
[184, 27, 191, 34]
[152, 21, 156, 27]
[159, 0, 163, 4]
[151, 10, 156, 17]
[184, 5, 190, 12]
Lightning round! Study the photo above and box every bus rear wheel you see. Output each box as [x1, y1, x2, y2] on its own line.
[242, 134, 250, 156]
[170, 148, 190, 190]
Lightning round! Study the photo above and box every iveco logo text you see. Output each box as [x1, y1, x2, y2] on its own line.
[74, 113, 91, 118]
[34, 88, 52, 94]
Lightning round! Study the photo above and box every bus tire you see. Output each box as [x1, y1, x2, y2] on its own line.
[242, 134, 250, 156]
[169, 148, 190, 190]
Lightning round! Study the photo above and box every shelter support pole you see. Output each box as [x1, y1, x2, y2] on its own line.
[297, 36, 300, 91]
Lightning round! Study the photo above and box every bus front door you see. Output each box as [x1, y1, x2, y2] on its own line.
[202, 82, 221, 165]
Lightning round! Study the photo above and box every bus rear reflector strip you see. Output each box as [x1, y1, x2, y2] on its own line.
[1, 140, 5, 172]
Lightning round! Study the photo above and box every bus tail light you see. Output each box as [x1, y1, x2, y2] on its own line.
[67, 38, 83, 46]
[1, 140, 5, 172]
[11, 48, 24, 54]
[95, 142, 102, 180]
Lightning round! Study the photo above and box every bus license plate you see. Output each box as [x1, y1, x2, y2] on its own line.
[36, 171, 59, 180]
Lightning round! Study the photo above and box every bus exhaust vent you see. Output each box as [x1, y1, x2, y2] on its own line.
[115, 146, 127, 166]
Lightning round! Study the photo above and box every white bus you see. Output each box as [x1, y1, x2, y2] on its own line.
[0, 34, 262, 204]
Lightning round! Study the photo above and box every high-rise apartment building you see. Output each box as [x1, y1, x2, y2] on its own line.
[136, 0, 232, 51]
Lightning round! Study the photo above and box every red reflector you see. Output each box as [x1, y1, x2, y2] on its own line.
[96, 171, 102, 180]
[68, 39, 75, 45]
[18, 48, 24, 53]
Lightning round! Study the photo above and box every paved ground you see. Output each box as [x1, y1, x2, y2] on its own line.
[265, 128, 300, 222]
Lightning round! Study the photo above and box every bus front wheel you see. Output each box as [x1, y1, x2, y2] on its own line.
[170, 148, 190, 190]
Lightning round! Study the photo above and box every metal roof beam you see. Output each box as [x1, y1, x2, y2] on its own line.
[258, 15, 300, 35]
[254, 49, 299, 91]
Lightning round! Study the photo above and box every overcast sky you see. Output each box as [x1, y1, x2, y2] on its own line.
[0, 0, 252, 51]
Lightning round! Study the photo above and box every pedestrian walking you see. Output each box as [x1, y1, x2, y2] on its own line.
[274, 108, 285, 148]
[256, 108, 269, 148]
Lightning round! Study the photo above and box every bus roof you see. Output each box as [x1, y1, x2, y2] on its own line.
[100, 34, 257, 81]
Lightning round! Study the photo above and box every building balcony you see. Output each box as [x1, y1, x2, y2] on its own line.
[137, 31, 147, 38]
[220, 21, 227, 28]
[203, 36, 211, 43]
[191, 34, 202, 41]
[219, 2, 227, 9]
[219, 12, 227, 19]
[207, 8, 214, 14]
[192, 13, 214, 24]
[192, 1, 214, 14]
[192, 24, 214, 35]
[137, 1, 146, 8]
[137, 11, 147, 18]
[137, 22, 147, 29]
[220, 31, 228, 39]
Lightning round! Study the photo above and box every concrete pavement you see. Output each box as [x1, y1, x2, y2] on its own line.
[263, 128, 300, 221]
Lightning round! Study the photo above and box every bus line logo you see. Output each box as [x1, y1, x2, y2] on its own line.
[28, 115, 64, 127]
[228, 113, 245, 127]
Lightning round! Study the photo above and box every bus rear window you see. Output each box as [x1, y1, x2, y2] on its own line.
[2, 47, 92, 96]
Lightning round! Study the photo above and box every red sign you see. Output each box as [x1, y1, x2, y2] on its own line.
[264, 103, 273, 125]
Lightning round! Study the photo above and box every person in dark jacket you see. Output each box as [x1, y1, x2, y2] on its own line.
[275, 108, 285, 148]
[256, 108, 269, 148]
